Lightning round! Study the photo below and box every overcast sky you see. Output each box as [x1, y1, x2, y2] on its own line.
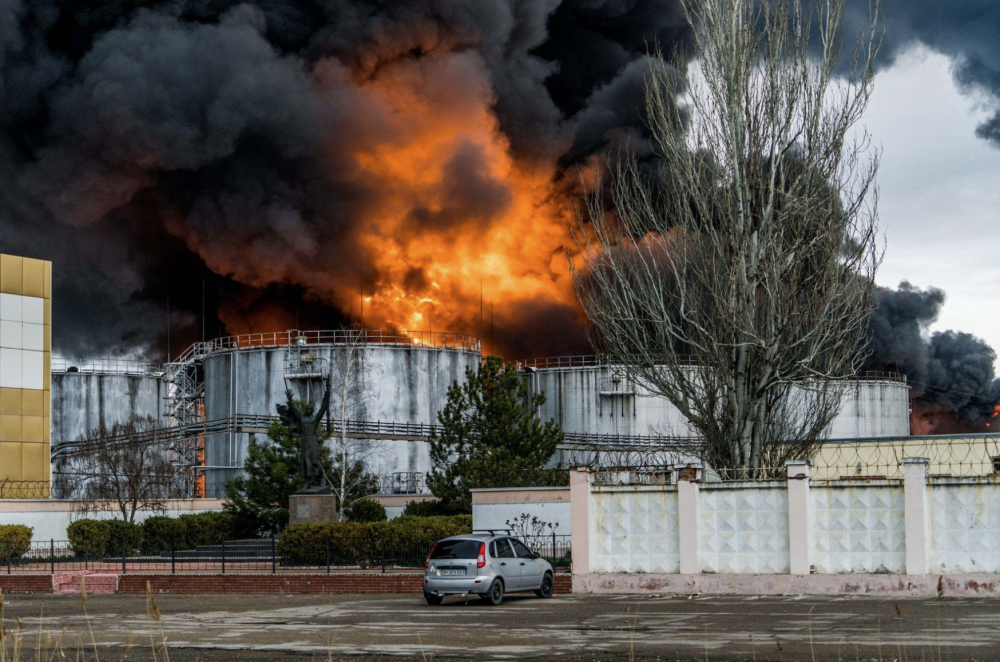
[865, 45, 1000, 364]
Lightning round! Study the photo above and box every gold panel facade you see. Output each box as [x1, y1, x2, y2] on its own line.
[0, 252, 52, 497]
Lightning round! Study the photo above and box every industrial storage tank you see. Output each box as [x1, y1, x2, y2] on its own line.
[196, 330, 481, 495]
[521, 356, 911, 446]
[50, 358, 167, 448]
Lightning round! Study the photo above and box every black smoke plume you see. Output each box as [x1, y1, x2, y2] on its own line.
[0, 0, 690, 360]
[843, 1, 1000, 146]
[864, 282, 1000, 434]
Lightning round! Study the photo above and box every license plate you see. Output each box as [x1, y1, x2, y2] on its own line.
[440, 569, 464, 576]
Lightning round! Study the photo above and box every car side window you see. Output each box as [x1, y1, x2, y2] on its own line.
[490, 541, 497, 557]
[511, 539, 533, 559]
[495, 538, 515, 558]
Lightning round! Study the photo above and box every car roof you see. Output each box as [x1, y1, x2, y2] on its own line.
[440, 533, 508, 542]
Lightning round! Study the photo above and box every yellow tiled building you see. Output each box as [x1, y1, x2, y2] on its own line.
[0, 253, 51, 497]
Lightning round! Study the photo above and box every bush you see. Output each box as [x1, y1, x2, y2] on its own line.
[179, 512, 236, 546]
[401, 499, 453, 517]
[0, 525, 32, 560]
[67, 519, 111, 557]
[106, 520, 143, 554]
[346, 499, 387, 523]
[277, 515, 471, 565]
[141, 516, 188, 554]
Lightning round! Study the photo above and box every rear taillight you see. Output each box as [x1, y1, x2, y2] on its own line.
[477, 542, 486, 568]
[426, 543, 437, 569]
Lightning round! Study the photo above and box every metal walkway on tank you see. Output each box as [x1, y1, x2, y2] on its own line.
[50, 413, 700, 459]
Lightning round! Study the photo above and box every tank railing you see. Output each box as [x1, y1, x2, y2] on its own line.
[51, 410, 710, 461]
[171, 329, 481, 364]
[517, 355, 906, 383]
[51, 357, 164, 375]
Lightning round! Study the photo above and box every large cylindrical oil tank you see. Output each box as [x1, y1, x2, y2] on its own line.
[199, 330, 481, 495]
[50, 359, 167, 448]
[522, 358, 910, 455]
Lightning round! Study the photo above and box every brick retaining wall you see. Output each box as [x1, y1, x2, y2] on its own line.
[0, 573, 572, 595]
[120, 574, 424, 594]
[122, 573, 573, 595]
[0, 575, 53, 593]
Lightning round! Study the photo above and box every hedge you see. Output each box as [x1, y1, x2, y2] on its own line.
[0, 525, 32, 560]
[67, 519, 112, 557]
[277, 515, 471, 565]
[141, 516, 188, 554]
[178, 512, 236, 547]
[346, 499, 387, 523]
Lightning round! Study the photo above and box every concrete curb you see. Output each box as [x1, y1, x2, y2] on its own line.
[573, 573, 1000, 596]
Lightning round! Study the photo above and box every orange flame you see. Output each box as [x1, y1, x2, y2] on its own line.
[342, 53, 578, 343]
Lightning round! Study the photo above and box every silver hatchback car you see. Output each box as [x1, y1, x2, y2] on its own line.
[423, 532, 555, 605]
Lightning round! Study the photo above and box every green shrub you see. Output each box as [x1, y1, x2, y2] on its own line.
[67, 519, 110, 556]
[179, 512, 236, 546]
[277, 515, 471, 565]
[346, 499, 387, 523]
[0, 525, 32, 560]
[400, 499, 451, 517]
[141, 516, 188, 554]
[105, 520, 143, 554]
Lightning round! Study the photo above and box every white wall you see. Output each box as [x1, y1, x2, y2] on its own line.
[471, 488, 571, 544]
[811, 483, 905, 573]
[585, 471, 1000, 577]
[591, 488, 679, 573]
[928, 480, 1000, 573]
[0, 499, 225, 541]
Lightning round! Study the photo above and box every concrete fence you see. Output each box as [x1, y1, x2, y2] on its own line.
[570, 460, 1000, 596]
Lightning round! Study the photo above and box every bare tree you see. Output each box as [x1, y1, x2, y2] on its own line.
[63, 416, 195, 521]
[326, 328, 382, 521]
[573, 0, 882, 477]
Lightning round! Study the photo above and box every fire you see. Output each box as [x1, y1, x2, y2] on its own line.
[987, 405, 1000, 428]
[331, 52, 578, 344]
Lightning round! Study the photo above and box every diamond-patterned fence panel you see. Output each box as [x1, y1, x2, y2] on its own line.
[699, 485, 790, 574]
[811, 484, 905, 573]
[590, 488, 680, 573]
[928, 483, 1000, 573]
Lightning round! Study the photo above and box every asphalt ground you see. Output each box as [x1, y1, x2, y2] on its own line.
[1, 592, 999, 661]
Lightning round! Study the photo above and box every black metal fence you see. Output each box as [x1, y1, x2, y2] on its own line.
[0, 535, 571, 575]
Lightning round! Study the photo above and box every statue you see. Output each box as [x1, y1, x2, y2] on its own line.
[276, 380, 332, 494]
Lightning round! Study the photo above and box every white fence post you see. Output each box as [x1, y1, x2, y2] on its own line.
[903, 457, 930, 576]
[677, 463, 702, 575]
[786, 460, 812, 575]
[569, 467, 590, 575]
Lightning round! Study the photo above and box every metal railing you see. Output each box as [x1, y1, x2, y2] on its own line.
[516, 356, 906, 384]
[172, 329, 481, 364]
[0, 535, 571, 574]
[51, 358, 164, 375]
[51, 411, 708, 461]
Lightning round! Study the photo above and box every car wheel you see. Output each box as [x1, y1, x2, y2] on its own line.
[481, 579, 504, 606]
[424, 592, 443, 606]
[535, 573, 554, 599]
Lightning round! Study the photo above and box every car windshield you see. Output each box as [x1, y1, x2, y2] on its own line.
[429, 539, 481, 560]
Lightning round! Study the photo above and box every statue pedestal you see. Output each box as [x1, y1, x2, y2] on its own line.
[289, 493, 339, 525]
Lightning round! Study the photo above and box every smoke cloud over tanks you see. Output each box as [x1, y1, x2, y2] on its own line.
[0, 0, 998, 433]
[864, 283, 1000, 434]
[0, 0, 691, 361]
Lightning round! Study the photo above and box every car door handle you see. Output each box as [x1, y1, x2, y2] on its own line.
[500, 562, 506, 566]
[520, 562, 526, 566]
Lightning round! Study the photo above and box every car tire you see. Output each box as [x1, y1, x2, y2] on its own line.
[481, 579, 504, 606]
[535, 573, 554, 598]
[424, 592, 443, 606]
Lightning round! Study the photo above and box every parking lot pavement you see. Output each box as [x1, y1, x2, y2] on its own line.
[3, 592, 1000, 661]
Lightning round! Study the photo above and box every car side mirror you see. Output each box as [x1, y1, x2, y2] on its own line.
[531, 551, 541, 560]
